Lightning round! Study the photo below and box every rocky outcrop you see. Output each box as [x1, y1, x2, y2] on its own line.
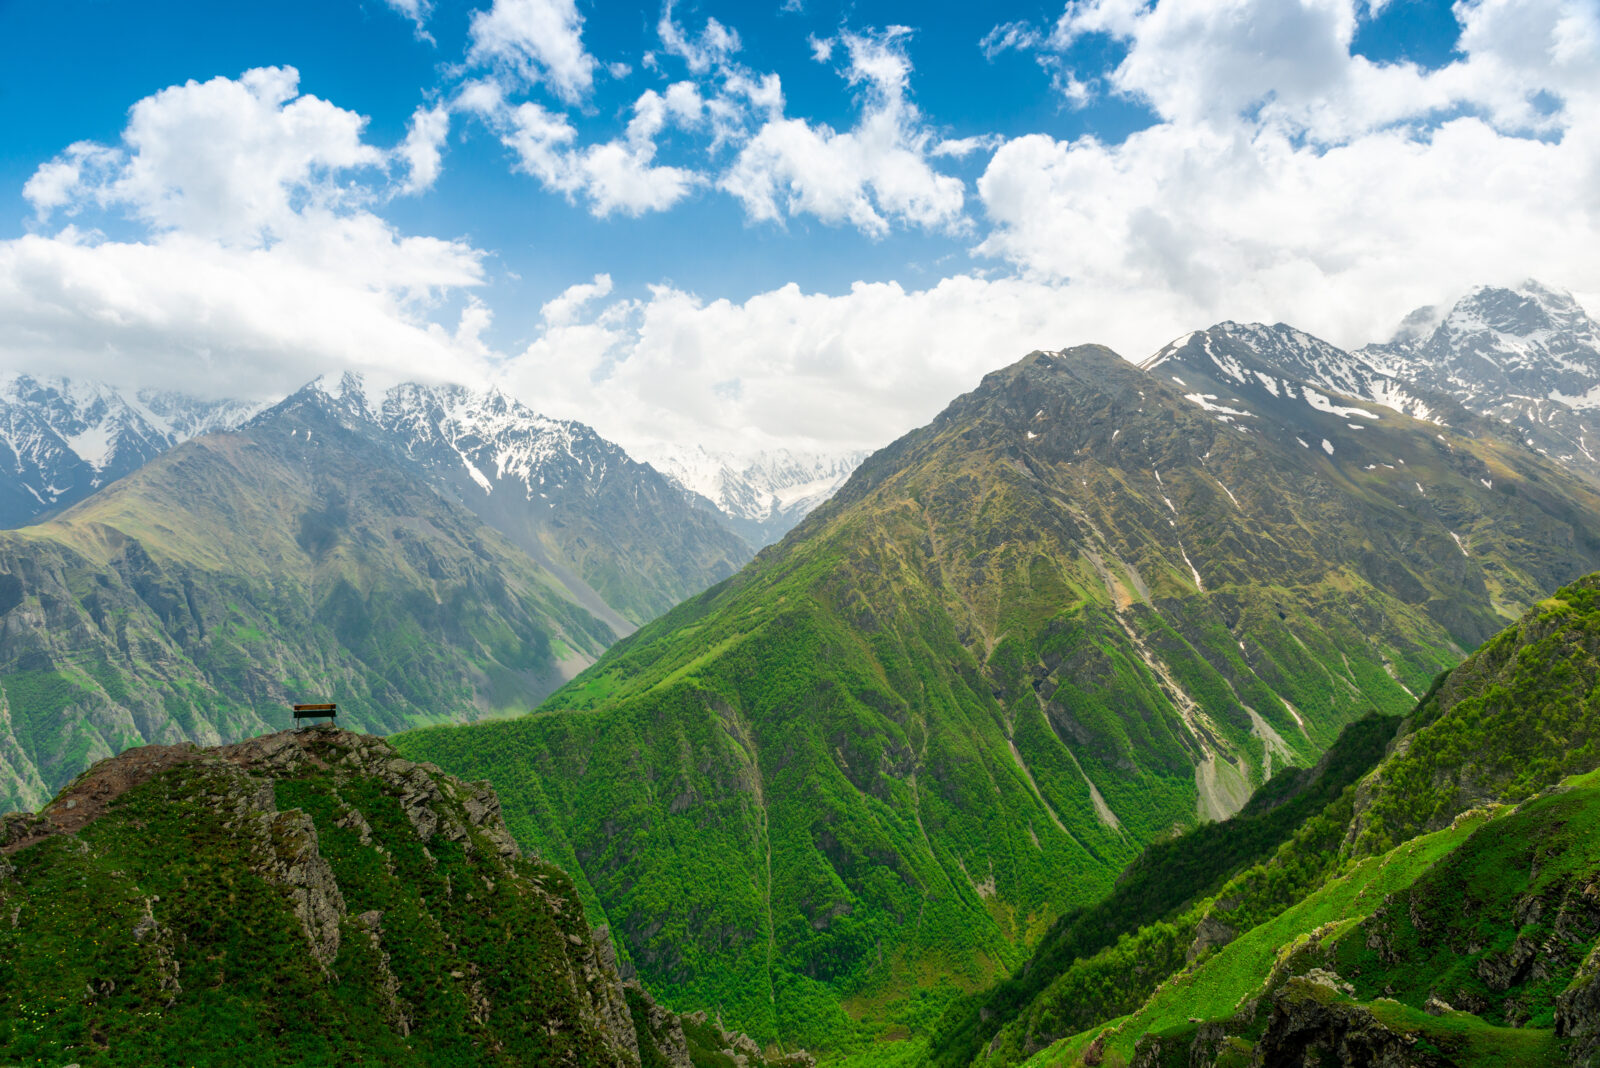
[1559, 938, 1600, 1068]
[1185, 914, 1238, 964]
[1252, 979, 1450, 1068]
[0, 728, 796, 1066]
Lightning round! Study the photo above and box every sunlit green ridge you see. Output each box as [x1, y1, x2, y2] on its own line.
[398, 343, 1600, 1051]
[970, 572, 1600, 1067]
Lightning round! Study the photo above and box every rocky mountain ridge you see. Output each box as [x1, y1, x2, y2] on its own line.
[279, 373, 754, 627]
[397, 337, 1600, 1052]
[1361, 280, 1600, 485]
[0, 727, 812, 1067]
[0, 374, 259, 528]
[1142, 320, 1457, 428]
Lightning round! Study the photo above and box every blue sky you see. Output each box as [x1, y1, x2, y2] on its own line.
[2, 0, 1597, 455]
[1, 0, 1165, 305]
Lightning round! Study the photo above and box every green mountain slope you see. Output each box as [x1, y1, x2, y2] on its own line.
[0, 400, 622, 812]
[0, 727, 812, 1067]
[952, 571, 1600, 1068]
[928, 712, 1401, 1067]
[396, 344, 1600, 1051]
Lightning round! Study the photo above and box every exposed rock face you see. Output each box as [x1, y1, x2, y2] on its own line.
[1252, 979, 1451, 1068]
[1186, 914, 1239, 964]
[0, 728, 763, 1066]
[1361, 281, 1600, 488]
[1559, 941, 1600, 1068]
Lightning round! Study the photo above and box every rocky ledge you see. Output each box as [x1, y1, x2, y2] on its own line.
[0, 728, 811, 1067]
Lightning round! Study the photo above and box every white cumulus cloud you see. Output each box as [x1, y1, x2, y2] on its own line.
[971, 0, 1600, 348]
[467, 0, 598, 104]
[658, 0, 743, 75]
[720, 27, 966, 236]
[460, 80, 703, 217]
[384, 0, 435, 40]
[540, 273, 614, 325]
[4, 68, 491, 397]
[29, 67, 386, 246]
[396, 103, 450, 194]
[498, 273, 1184, 456]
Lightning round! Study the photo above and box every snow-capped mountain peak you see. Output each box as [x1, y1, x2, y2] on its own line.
[641, 444, 869, 546]
[0, 375, 261, 526]
[1359, 280, 1600, 479]
[1146, 321, 1446, 427]
[286, 376, 630, 505]
[1366, 281, 1600, 402]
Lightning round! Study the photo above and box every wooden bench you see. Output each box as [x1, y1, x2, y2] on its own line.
[293, 703, 338, 727]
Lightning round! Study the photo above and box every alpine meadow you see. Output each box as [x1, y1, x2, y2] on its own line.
[4, 2, 1600, 1067]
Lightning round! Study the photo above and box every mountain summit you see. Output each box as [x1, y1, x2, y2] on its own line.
[398, 340, 1600, 1049]
[277, 373, 753, 627]
[1362, 280, 1600, 484]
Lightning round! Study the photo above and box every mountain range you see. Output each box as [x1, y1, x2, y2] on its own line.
[3, 279, 1600, 1064]
[0, 370, 868, 560]
[645, 445, 871, 547]
[395, 316, 1600, 1051]
[0, 376, 767, 812]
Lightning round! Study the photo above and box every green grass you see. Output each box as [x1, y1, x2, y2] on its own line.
[1020, 816, 1487, 1066]
[928, 713, 1400, 1067]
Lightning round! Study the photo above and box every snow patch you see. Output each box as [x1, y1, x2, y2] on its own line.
[64, 424, 116, 468]
[1182, 393, 1252, 417]
[1177, 541, 1204, 591]
[1304, 387, 1377, 420]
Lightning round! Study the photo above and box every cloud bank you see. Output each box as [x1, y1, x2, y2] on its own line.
[3, 0, 1599, 457]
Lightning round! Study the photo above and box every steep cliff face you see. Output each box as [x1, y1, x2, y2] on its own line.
[0, 728, 811, 1067]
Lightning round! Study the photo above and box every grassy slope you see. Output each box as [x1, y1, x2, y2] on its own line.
[972, 572, 1600, 1067]
[1037, 766, 1600, 1067]
[1347, 572, 1600, 856]
[928, 712, 1401, 1067]
[397, 348, 1600, 1051]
